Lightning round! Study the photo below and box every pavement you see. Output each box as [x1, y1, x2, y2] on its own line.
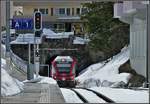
[1, 83, 65, 103]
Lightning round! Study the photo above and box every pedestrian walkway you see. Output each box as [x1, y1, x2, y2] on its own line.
[1, 83, 65, 103]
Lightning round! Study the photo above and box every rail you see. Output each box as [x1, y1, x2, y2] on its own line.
[68, 87, 115, 103]
[70, 88, 89, 103]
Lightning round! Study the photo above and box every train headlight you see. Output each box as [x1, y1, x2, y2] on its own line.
[62, 77, 65, 81]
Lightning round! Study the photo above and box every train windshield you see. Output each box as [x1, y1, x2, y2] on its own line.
[56, 62, 72, 73]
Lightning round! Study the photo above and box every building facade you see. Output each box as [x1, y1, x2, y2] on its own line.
[13, 0, 91, 33]
[114, 1, 149, 77]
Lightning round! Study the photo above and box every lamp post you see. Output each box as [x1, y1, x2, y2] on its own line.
[146, 1, 150, 88]
[6, 0, 10, 56]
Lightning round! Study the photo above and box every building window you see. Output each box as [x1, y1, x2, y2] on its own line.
[81, 8, 88, 14]
[59, 8, 65, 15]
[51, 8, 53, 16]
[66, 8, 70, 16]
[46, 9, 48, 14]
[34, 8, 38, 12]
[54, 23, 65, 32]
[39, 8, 48, 15]
[72, 8, 74, 16]
[76, 8, 80, 15]
[34, 8, 48, 14]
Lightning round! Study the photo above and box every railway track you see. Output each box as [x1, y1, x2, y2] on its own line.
[68, 87, 115, 103]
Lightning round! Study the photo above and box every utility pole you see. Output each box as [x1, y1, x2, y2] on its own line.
[27, 43, 33, 80]
[6, 0, 10, 70]
[6, 0, 10, 56]
[146, 1, 150, 88]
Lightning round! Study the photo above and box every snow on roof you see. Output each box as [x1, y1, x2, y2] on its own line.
[10, 33, 42, 44]
[43, 28, 74, 39]
[54, 56, 73, 62]
[76, 46, 131, 88]
[57, 16, 80, 20]
[43, 28, 57, 35]
[73, 37, 90, 44]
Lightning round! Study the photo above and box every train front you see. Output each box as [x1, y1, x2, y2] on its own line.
[51, 56, 76, 87]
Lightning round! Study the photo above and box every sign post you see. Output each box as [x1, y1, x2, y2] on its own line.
[34, 11, 42, 78]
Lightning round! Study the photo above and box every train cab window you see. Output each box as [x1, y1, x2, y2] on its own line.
[56, 62, 72, 73]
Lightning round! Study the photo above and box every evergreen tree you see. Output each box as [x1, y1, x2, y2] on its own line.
[81, 2, 129, 59]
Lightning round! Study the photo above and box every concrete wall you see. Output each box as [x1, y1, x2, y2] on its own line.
[130, 18, 147, 77]
[114, 1, 148, 77]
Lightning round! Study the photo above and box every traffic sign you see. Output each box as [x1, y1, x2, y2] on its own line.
[12, 18, 33, 30]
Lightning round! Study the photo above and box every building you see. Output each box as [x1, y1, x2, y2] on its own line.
[13, 0, 92, 33]
[114, 1, 149, 78]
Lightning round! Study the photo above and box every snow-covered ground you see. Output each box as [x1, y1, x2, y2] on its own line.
[1, 44, 24, 96]
[60, 88, 83, 103]
[61, 87, 149, 103]
[75, 46, 131, 88]
[60, 47, 149, 103]
[91, 87, 149, 103]
[74, 89, 106, 103]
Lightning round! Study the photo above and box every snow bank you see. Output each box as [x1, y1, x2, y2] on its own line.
[76, 47, 131, 88]
[38, 76, 57, 84]
[1, 58, 24, 96]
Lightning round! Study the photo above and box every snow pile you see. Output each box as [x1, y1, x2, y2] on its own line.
[38, 76, 57, 84]
[1, 58, 24, 96]
[23, 75, 57, 84]
[60, 88, 83, 103]
[76, 47, 131, 88]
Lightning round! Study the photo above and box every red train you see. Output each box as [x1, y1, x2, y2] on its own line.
[51, 56, 77, 87]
